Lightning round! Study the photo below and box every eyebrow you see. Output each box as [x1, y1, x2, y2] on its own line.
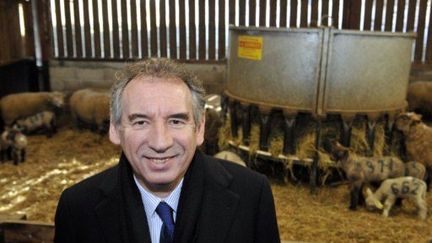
[127, 112, 190, 121]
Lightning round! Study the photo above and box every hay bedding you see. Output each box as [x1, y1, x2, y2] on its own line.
[0, 125, 431, 242]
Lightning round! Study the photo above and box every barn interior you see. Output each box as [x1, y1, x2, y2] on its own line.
[1, 0, 432, 242]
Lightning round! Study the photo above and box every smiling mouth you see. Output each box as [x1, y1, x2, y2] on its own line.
[145, 155, 176, 164]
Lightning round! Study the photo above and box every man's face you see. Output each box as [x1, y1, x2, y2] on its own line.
[109, 76, 205, 197]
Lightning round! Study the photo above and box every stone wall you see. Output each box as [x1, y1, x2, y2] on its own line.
[49, 60, 226, 95]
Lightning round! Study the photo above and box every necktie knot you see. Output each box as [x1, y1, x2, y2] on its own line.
[156, 201, 174, 243]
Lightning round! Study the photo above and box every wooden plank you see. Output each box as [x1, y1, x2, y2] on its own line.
[249, 0, 256, 26]
[259, 0, 266, 26]
[385, 0, 395, 31]
[322, 0, 329, 27]
[229, 0, 235, 26]
[101, 1, 110, 58]
[0, 220, 54, 243]
[300, 0, 308, 27]
[239, 0, 246, 26]
[414, 0, 427, 62]
[289, 0, 297, 27]
[269, 0, 277, 27]
[373, 0, 383, 31]
[208, 0, 216, 59]
[342, 0, 351, 29]
[64, 0, 73, 57]
[199, 0, 206, 59]
[179, 0, 186, 59]
[121, 0, 129, 58]
[363, 0, 373, 30]
[406, 0, 416, 32]
[83, 0, 92, 57]
[38, 0, 52, 60]
[159, 0, 167, 57]
[395, 0, 406, 32]
[111, 0, 120, 58]
[170, 0, 177, 59]
[311, 0, 319, 27]
[140, 0, 149, 58]
[54, 0, 64, 57]
[130, 0, 138, 58]
[426, 2, 432, 63]
[332, 0, 341, 29]
[279, 0, 287, 27]
[92, 0, 101, 58]
[150, 0, 158, 56]
[218, 0, 226, 59]
[189, 0, 197, 59]
[73, 0, 83, 57]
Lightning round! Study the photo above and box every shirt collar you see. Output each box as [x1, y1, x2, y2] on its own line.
[133, 175, 183, 218]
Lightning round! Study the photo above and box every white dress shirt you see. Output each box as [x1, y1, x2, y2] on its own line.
[133, 175, 183, 243]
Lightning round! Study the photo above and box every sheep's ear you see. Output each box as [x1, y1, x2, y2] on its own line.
[364, 187, 373, 197]
[374, 200, 384, 210]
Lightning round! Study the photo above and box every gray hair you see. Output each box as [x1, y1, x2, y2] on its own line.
[111, 58, 206, 126]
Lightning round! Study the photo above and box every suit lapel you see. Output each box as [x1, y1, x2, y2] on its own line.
[176, 151, 240, 243]
[94, 154, 152, 243]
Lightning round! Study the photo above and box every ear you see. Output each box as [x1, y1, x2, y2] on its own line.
[195, 112, 206, 146]
[374, 200, 384, 210]
[109, 122, 121, 145]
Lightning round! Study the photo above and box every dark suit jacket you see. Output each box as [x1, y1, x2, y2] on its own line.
[54, 150, 280, 243]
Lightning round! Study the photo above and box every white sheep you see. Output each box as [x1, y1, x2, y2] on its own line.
[364, 177, 427, 220]
[214, 150, 246, 167]
[0, 91, 65, 126]
[69, 89, 110, 134]
[13, 111, 57, 137]
[10, 130, 27, 165]
[395, 112, 432, 189]
[407, 81, 432, 118]
[404, 161, 426, 181]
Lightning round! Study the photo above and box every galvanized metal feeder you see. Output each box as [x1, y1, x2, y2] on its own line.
[223, 26, 416, 189]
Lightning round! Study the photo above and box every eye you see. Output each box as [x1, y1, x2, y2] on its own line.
[131, 119, 149, 129]
[168, 118, 187, 128]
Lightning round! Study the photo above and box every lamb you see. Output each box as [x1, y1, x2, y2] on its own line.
[13, 111, 57, 137]
[407, 81, 432, 118]
[69, 89, 110, 134]
[0, 91, 64, 126]
[364, 177, 427, 220]
[330, 141, 406, 210]
[214, 150, 246, 167]
[395, 112, 432, 189]
[0, 127, 27, 164]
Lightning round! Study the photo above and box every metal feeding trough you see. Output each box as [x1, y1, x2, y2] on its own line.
[223, 26, 415, 187]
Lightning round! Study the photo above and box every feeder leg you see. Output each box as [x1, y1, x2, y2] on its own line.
[221, 95, 228, 121]
[310, 120, 321, 194]
[229, 101, 238, 138]
[259, 112, 271, 151]
[384, 116, 394, 155]
[241, 104, 251, 146]
[366, 120, 377, 156]
[283, 116, 296, 155]
[340, 117, 354, 147]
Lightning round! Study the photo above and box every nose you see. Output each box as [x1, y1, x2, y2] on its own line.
[148, 121, 174, 152]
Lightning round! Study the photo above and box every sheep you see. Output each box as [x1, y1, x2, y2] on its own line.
[0, 127, 27, 164]
[404, 161, 426, 181]
[364, 177, 427, 220]
[0, 91, 65, 126]
[395, 112, 432, 189]
[407, 81, 432, 118]
[69, 89, 110, 134]
[330, 141, 406, 210]
[203, 108, 223, 155]
[10, 129, 27, 165]
[0, 128, 12, 162]
[214, 150, 246, 167]
[12, 111, 57, 137]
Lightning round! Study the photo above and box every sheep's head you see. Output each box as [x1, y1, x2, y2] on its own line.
[395, 112, 422, 135]
[49, 91, 65, 108]
[363, 187, 384, 210]
[329, 141, 350, 163]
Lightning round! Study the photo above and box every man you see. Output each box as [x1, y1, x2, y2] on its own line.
[54, 58, 280, 243]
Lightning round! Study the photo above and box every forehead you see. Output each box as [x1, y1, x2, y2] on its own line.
[122, 76, 193, 111]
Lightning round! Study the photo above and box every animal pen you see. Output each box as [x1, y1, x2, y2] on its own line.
[0, 0, 432, 242]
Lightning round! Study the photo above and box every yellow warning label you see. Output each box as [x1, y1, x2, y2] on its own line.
[238, 36, 263, 61]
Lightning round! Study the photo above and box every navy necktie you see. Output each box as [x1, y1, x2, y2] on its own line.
[156, 201, 175, 243]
